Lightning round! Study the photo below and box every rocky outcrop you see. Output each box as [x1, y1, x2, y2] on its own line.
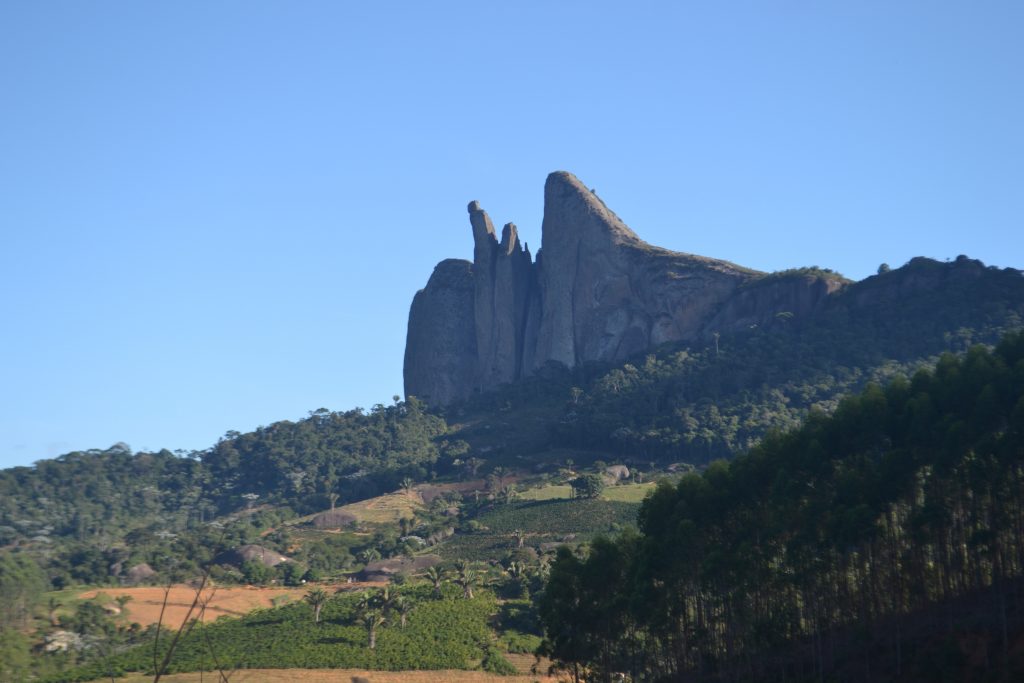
[213, 544, 292, 569]
[403, 171, 848, 405]
[701, 272, 845, 334]
[311, 509, 357, 529]
[403, 259, 478, 407]
[534, 172, 762, 367]
[359, 555, 440, 582]
[470, 201, 535, 387]
[124, 562, 156, 585]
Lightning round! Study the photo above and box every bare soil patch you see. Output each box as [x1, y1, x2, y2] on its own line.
[77, 582, 381, 628]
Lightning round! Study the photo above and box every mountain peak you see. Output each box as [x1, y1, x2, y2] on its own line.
[405, 172, 840, 405]
[543, 171, 641, 246]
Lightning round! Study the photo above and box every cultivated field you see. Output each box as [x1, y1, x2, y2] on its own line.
[335, 490, 425, 524]
[90, 669, 562, 682]
[324, 480, 494, 524]
[77, 583, 380, 628]
[437, 498, 642, 561]
[600, 481, 657, 502]
[516, 481, 657, 503]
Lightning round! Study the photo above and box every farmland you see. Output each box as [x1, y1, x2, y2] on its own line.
[74, 585, 313, 628]
[55, 586, 520, 682]
[436, 498, 641, 561]
[84, 668, 558, 682]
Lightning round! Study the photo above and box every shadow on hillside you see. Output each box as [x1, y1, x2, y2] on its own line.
[317, 634, 363, 647]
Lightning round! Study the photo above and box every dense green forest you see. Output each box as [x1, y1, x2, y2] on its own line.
[202, 397, 447, 510]
[0, 398, 446, 581]
[538, 332, 1024, 682]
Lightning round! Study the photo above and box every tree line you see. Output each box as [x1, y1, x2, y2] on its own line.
[539, 332, 1024, 682]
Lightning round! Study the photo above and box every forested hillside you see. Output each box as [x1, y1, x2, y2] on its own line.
[202, 397, 446, 510]
[0, 398, 446, 584]
[452, 256, 1024, 465]
[538, 331, 1024, 682]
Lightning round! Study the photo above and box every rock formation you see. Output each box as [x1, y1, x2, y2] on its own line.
[403, 259, 477, 407]
[403, 171, 846, 405]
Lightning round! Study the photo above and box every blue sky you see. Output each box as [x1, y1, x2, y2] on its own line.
[1, 2, 1021, 468]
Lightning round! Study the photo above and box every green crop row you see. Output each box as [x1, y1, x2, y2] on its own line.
[49, 585, 513, 681]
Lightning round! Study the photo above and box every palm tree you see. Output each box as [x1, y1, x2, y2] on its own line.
[362, 610, 385, 649]
[454, 560, 480, 599]
[491, 466, 510, 489]
[400, 476, 415, 498]
[465, 457, 485, 479]
[424, 566, 445, 598]
[378, 585, 397, 616]
[506, 561, 527, 580]
[505, 561, 530, 598]
[304, 587, 328, 624]
[394, 596, 412, 628]
[355, 591, 374, 614]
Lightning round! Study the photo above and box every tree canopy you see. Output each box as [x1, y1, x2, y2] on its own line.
[539, 332, 1024, 682]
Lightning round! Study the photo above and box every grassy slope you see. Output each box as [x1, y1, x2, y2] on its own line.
[517, 481, 657, 503]
[436, 497, 642, 562]
[287, 489, 426, 527]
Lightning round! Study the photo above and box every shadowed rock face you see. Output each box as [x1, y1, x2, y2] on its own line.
[403, 259, 478, 407]
[403, 171, 845, 405]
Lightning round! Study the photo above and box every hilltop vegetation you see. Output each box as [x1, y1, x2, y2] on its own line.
[0, 398, 447, 582]
[203, 398, 447, 512]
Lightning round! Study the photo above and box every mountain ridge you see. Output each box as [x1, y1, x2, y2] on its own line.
[404, 171, 850, 405]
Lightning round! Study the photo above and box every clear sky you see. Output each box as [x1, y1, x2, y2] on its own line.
[1, 2, 1021, 468]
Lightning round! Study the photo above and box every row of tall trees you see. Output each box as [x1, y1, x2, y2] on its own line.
[539, 333, 1024, 682]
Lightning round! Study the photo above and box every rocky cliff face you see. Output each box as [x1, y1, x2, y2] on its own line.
[402, 259, 478, 407]
[404, 171, 847, 405]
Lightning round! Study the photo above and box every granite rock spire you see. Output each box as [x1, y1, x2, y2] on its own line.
[403, 171, 844, 405]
